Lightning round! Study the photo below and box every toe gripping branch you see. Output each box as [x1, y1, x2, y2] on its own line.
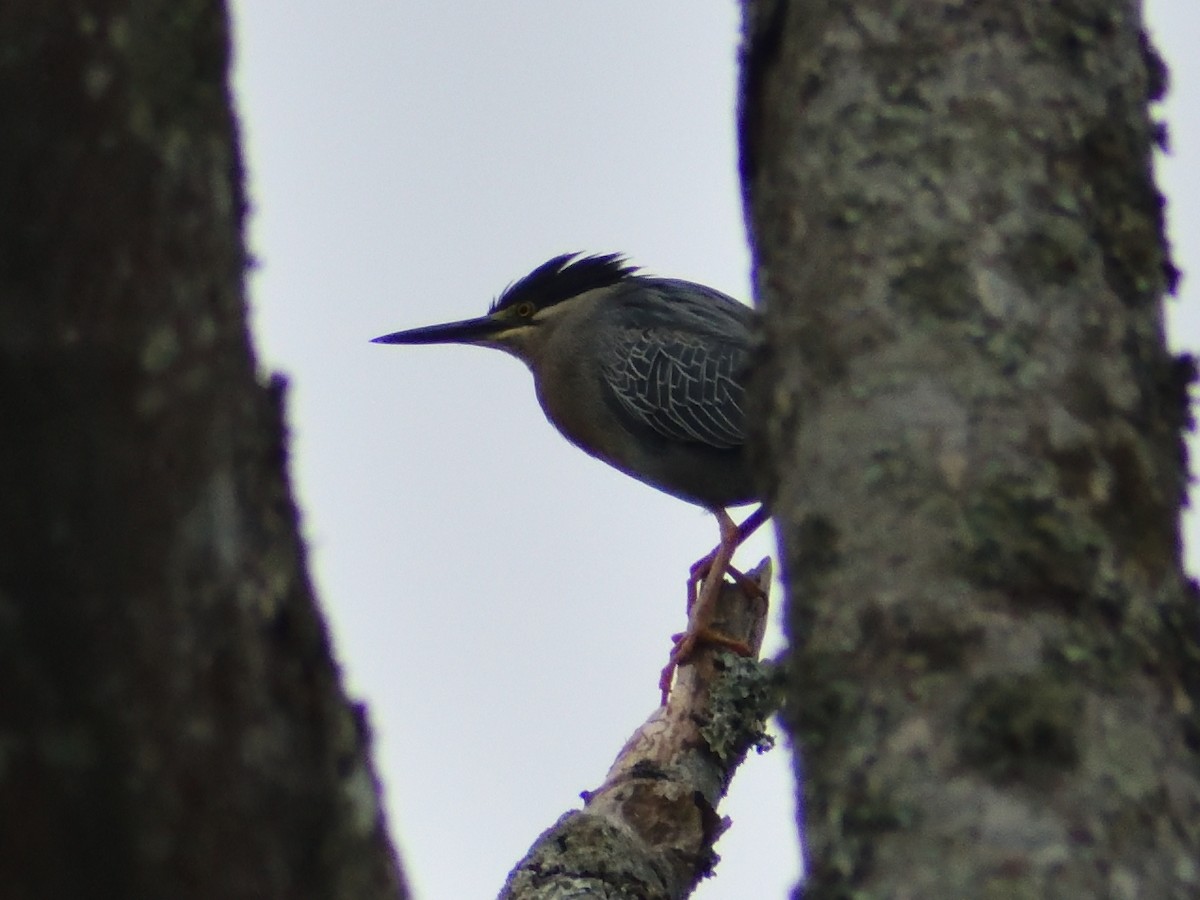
[660, 507, 769, 703]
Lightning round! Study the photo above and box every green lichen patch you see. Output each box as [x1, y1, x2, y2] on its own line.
[888, 238, 975, 322]
[958, 475, 1109, 608]
[701, 654, 782, 764]
[784, 658, 865, 754]
[959, 671, 1083, 782]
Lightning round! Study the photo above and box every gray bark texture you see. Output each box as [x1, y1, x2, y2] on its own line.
[740, 0, 1200, 897]
[0, 3, 407, 898]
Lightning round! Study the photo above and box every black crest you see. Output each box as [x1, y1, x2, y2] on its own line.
[490, 253, 638, 314]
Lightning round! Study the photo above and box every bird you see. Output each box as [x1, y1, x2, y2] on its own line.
[372, 253, 767, 700]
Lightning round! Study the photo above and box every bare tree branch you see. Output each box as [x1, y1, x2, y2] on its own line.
[500, 562, 778, 899]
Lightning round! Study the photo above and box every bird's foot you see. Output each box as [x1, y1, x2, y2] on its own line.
[672, 627, 753, 660]
[658, 626, 754, 704]
[663, 507, 770, 703]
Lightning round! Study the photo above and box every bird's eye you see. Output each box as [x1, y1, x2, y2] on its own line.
[514, 301, 535, 318]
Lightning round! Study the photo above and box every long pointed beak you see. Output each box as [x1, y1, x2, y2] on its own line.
[371, 314, 505, 346]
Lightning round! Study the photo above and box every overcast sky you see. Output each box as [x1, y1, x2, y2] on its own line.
[230, 4, 1198, 897]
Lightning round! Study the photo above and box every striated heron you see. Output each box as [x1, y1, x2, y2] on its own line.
[372, 253, 768, 700]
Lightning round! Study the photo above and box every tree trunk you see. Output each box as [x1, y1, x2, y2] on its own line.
[0, 3, 406, 898]
[740, 0, 1200, 896]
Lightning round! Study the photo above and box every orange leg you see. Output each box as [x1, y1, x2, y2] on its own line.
[659, 506, 768, 702]
[686, 505, 769, 610]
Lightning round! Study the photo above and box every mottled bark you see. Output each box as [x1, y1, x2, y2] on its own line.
[500, 566, 778, 900]
[0, 3, 406, 898]
[740, 0, 1199, 897]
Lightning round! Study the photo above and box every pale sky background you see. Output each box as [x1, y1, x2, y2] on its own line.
[230, 4, 1198, 898]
